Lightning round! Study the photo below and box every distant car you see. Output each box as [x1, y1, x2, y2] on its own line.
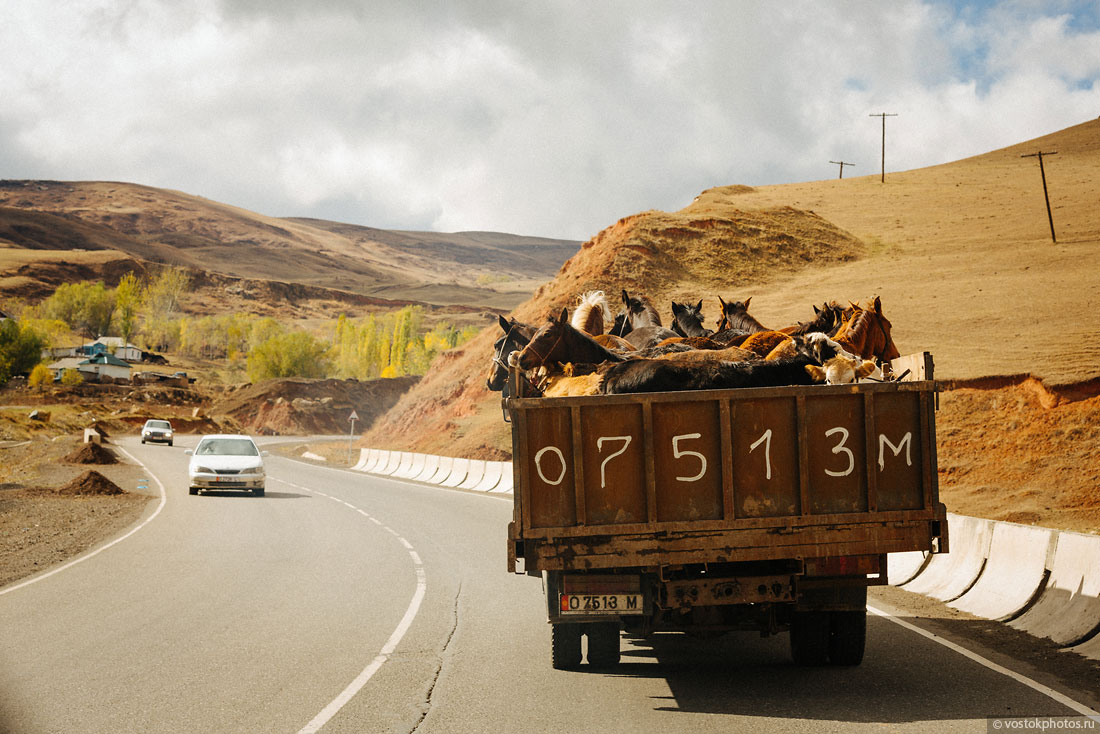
[141, 419, 174, 446]
[186, 434, 267, 496]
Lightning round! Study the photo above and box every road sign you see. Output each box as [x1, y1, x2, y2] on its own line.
[348, 410, 359, 422]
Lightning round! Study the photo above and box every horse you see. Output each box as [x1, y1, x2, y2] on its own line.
[624, 324, 680, 349]
[610, 289, 663, 338]
[515, 308, 628, 372]
[831, 296, 900, 362]
[670, 300, 712, 337]
[779, 302, 842, 336]
[570, 290, 612, 336]
[601, 349, 822, 395]
[715, 296, 769, 333]
[486, 315, 536, 392]
[735, 329, 793, 357]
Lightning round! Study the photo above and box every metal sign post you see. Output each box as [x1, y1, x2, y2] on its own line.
[347, 409, 359, 466]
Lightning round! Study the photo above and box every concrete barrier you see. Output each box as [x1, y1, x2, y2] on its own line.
[425, 456, 454, 484]
[1010, 530, 1100, 646]
[377, 451, 402, 475]
[400, 453, 427, 480]
[472, 461, 503, 492]
[1068, 631, 1100, 662]
[903, 514, 994, 601]
[457, 460, 487, 490]
[411, 454, 440, 482]
[491, 465, 514, 494]
[83, 428, 101, 444]
[889, 551, 931, 586]
[363, 449, 386, 473]
[351, 449, 370, 471]
[948, 521, 1056, 621]
[441, 458, 470, 488]
[392, 452, 419, 479]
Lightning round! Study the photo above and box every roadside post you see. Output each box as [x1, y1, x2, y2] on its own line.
[347, 409, 359, 466]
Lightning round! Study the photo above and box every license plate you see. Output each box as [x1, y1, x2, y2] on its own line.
[559, 594, 643, 615]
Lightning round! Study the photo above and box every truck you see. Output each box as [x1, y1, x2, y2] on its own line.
[504, 352, 948, 669]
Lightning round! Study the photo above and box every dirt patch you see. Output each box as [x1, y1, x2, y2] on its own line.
[48, 470, 125, 496]
[63, 441, 118, 465]
[0, 435, 153, 588]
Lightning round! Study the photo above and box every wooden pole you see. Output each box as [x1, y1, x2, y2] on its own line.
[829, 160, 854, 179]
[869, 113, 897, 182]
[1021, 151, 1058, 243]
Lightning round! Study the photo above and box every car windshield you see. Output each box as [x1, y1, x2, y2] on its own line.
[196, 438, 258, 456]
[147, 421, 171, 429]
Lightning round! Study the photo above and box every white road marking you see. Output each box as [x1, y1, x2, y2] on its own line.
[276, 477, 428, 734]
[868, 605, 1100, 718]
[0, 444, 167, 597]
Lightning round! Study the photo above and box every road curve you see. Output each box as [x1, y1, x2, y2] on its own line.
[0, 436, 1095, 733]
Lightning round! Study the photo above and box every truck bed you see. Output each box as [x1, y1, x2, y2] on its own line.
[507, 353, 947, 574]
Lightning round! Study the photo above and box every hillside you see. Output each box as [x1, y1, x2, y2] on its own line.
[361, 118, 1100, 533]
[0, 181, 579, 310]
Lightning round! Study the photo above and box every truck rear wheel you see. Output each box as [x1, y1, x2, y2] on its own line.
[790, 611, 830, 666]
[551, 623, 582, 670]
[586, 622, 620, 668]
[828, 610, 866, 666]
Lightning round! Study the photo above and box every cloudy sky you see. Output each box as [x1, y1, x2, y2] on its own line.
[2, 1, 1099, 240]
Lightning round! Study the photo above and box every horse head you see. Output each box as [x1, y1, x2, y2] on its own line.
[671, 299, 710, 338]
[621, 289, 662, 330]
[486, 315, 533, 391]
[716, 295, 768, 333]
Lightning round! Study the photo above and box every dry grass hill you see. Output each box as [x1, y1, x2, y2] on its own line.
[0, 180, 578, 312]
[361, 117, 1100, 534]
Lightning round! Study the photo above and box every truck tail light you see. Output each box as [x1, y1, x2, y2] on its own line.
[804, 555, 881, 577]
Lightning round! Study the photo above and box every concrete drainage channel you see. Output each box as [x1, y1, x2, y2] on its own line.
[891, 512, 1100, 662]
[348, 449, 1100, 662]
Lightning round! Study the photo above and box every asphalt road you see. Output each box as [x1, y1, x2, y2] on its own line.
[0, 436, 1095, 733]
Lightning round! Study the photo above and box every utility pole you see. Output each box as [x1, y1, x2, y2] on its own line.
[829, 160, 855, 179]
[1021, 151, 1059, 243]
[869, 112, 898, 183]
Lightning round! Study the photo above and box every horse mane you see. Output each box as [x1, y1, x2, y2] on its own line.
[571, 291, 612, 335]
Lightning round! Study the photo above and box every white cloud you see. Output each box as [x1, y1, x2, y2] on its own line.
[1, 0, 1098, 240]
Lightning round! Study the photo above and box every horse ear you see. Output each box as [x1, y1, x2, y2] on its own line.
[743, 296, 751, 309]
[872, 295, 883, 314]
[695, 299, 703, 312]
[813, 304, 821, 315]
[718, 295, 727, 310]
[621, 289, 630, 305]
[498, 315, 511, 332]
[558, 307, 569, 323]
[671, 301, 683, 316]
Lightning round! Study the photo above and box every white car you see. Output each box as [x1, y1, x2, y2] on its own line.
[186, 434, 267, 496]
[141, 419, 174, 446]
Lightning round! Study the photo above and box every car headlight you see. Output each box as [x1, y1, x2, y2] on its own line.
[193, 466, 214, 474]
[240, 466, 264, 475]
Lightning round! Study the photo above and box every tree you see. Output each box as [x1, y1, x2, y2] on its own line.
[0, 319, 48, 384]
[28, 363, 52, 388]
[246, 330, 331, 382]
[139, 267, 190, 350]
[35, 281, 115, 339]
[114, 272, 141, 344]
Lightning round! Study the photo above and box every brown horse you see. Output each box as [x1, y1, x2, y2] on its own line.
[736, 330, 793, 357]
[570, 290, 612, 336]
[715, 296, 769, 333]
[516, 308, 628, 371]
[831, 297, 900, 362]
